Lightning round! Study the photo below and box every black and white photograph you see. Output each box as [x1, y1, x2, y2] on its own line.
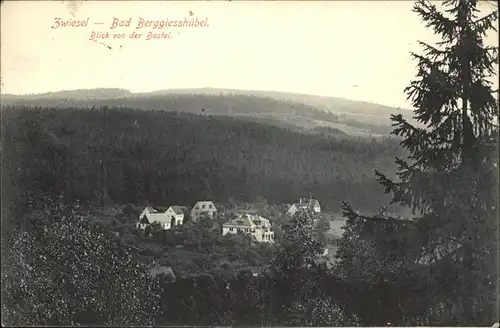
[1, 0, 499, 326]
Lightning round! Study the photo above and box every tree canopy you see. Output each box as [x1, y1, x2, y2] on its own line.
[337, 0, 499, 325]
[1, 194, 161, 326]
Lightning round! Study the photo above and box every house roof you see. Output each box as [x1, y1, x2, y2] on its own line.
[139, 215, 150, 224]
[223, 213, 271, 228]
[178, 206, 190, 216]
[169, 206, 185, 215]
[143, 212, 172, 225]
[310, 199, 320, 207]
[299, 198, 320, 206]
[253, 216, 271, 228]
[224, 214, 255, 227]
[192, 201, 217, 211]
[144, 206, 157, 213]
[290, 198, 320, 210]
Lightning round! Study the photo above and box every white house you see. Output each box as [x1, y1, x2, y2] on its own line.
[287, 197, 321, 217]
[139, 206, 157, 219]
[222, 212, 274, 243]
[136, 207, 173, 231]
[165, 206, 187, 226]
[190, 201, 217, 222]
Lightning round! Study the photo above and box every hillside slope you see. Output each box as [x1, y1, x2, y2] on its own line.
[1, 88, 413, 137]
[1, 106, 408, 214]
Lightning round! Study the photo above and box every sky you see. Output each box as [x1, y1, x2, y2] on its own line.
[1, 0, 498, 109]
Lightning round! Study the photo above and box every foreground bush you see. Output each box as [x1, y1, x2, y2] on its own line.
[1, 195, 161, 326]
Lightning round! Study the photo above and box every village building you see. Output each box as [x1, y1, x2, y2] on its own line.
[190, 201, 217, 222]
[165, 205, 189, 226]
[139, 206, 157, 219]
[137, 206, 176, 231]
[222, 212, 274, 243]
[287, 197, 321, 216]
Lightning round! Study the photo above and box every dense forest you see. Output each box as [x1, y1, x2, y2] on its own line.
[1, 91, 400, 135]
[1, 106, 406, 214]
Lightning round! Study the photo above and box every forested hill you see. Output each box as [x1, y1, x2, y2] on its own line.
[2, 106, 407, 213]
[0, 88, 411, 137]
[148, 88, 407, 117]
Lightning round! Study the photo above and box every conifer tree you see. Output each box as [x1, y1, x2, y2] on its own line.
[337, 0, 498, 325]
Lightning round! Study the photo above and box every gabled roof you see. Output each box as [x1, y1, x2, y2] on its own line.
[178, 206, 190, 217]
[168, 206, 185, 215]
[139, 215, 150, 224]
[142, 212, 172, 225]
[144, 206, 157, 213]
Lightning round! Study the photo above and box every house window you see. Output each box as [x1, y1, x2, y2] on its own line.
[209, 204, 213, 208]
[202, 205, 206, 209]
[230, 227, 234, 232]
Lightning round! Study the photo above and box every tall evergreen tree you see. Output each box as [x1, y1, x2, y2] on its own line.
[337, 0, 498, 325]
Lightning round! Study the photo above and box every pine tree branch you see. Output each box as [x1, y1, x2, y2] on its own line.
[473, 10, 499, 35]
[374, 170, 399, 194]
[417, 41, 449, 61]
[413, 0, 457, 41]
[391, 114, 455, 161]
[405, 65, 461, 126]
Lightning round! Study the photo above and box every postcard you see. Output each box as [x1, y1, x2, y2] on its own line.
[1, 1, 498, 326]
